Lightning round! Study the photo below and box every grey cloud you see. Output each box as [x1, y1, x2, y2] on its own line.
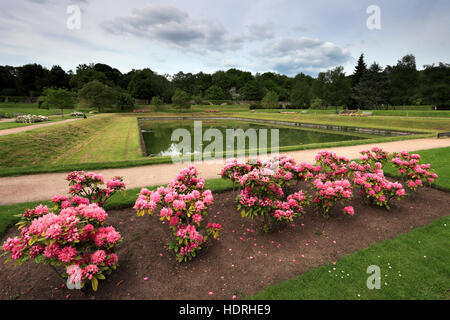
[103, 4, 273, 52]
[259, 37, 352, 75]
[246, 23, 275, 41]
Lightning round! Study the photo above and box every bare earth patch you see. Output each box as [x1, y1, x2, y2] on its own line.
[0, 185, 449, 300]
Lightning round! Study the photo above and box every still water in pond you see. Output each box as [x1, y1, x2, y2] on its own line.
[140, 120, 375, 157]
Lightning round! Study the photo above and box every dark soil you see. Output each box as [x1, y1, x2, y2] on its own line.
[1, 185, 449, 300]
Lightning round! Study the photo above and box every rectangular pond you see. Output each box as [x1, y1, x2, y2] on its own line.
[138, 118, 410, 157]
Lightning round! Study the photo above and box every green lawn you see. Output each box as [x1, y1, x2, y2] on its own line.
[0, 114, 143, 170]
[248, 216, 450, 300]
[0, 102, 66, 116]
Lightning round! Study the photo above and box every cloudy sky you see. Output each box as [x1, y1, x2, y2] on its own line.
[0, 0, 449, 76]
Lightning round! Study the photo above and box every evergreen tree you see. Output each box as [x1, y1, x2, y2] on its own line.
[349, 54, 367, 108]
[353, 63, 390, 109]
[352, 54, 367, 87]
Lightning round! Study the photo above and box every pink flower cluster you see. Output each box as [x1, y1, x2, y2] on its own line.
[312, 178, 353, 216]
[66, 171, 126, 207]
[134, 166, 222, 262]
[353, 167, 406, 209]
[314, 150, 349, 180]
[360, 147, 390, 165]
[2, 200, 121, 290]
[391, 151, 438, 191]
[234, 156, 310, 229]
[220, 158, 252, 183]
[2, 173, 124, 292]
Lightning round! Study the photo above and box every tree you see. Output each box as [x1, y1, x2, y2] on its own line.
[69, 64, 111, 90]
[151, 96, 164, 111]
[172, 89, 191, 112]
[349, 54, 367, 108]
[204, 85, 226, 100]
[310, 97, 326, 109]
[421, 62, 450, 107]
[41, 88, 76, 118]
[116, 91, 135, 111]
[0, 66, 18, 96]
[16, 63, 49, 96]
[127, 69, 173, 101]
[352, 54, 367, 87]
[290, 80, 311, 107]
[239, 80, 260, 101]
[322, 66, 351, 107]
[78, 81, 117, 112]
[93, 63, 123, 86]
[353, 63, 391, 109]
[310, 72, 327, 103]
[261, 90, 279, 109]
[387, 54, 418, 105]
[48, 65, 70, 89]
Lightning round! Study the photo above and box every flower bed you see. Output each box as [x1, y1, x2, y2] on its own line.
[221, 147, 438, 225]
[71, 111, 85, 117]
[1, 171, 126, 292]
[15, 114, 49, 123]
[134, 166, 222, 262]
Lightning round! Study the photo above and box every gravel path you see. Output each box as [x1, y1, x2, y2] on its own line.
[0, 118, 81, 136]
[0, 137, 449, 205]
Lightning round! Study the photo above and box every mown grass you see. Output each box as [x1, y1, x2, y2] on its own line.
[0, 114, 143, 169]
[0, 116, 88, 130]
[247, 216, 450, 300]
[0, 122, 35, 130]
[239, 112, 450, 133]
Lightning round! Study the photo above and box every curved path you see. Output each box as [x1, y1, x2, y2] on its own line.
[0, 118, 81, 136]
[0, 137, 449, 205]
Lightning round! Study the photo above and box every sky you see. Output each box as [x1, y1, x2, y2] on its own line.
[0, 0, 449, 77]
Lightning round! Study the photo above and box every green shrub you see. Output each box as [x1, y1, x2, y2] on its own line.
[310, 97, 326, 109]
[261, 91, 279, 109]
[116, 92, 135, 111]
[172, 89, 191, 111]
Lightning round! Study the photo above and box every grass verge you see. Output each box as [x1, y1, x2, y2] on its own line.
[247, 216, 450, 299]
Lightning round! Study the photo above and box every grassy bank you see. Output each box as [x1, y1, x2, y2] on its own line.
[0, 114, 143, 169]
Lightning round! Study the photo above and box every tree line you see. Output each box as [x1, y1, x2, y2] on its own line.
[0, 54, 448, 110]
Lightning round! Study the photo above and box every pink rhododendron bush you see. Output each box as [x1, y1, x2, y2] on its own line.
[234, 156, 310, 231]
[221, 147, 438, 226]
[391, 151, 438, 192]
[134, 166, 222, 262]
[1, 171, 125, 292]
